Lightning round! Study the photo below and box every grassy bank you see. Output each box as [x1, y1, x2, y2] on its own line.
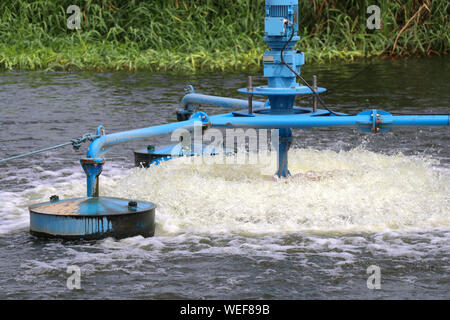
[0, 0, 448, 73]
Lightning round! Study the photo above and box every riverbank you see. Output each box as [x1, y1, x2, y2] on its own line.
[0, 0, 447, 73]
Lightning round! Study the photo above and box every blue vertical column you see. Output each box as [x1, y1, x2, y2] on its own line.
[276, 128, 292, 177]
[264, 0, 300, 177]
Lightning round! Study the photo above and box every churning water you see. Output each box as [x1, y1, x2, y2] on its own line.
[0, 57, 448, 299]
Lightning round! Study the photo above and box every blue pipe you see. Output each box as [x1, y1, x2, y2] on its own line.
[390, 115, 449, 127]
[87, 116, 208, 159]
[181, 93, 267, 110]
[209, 114, 449, 129]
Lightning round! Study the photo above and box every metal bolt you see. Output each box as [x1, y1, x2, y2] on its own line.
[184, 85, 194, 94]
[248, 76, 253, 114]
[313, 75, 318, 113]
[128, 200, 137, 208]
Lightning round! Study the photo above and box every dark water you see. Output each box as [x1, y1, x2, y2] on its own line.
[0, 57, 448, 299]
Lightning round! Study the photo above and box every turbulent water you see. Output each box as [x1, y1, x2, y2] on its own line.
[0, 57, 449, 299]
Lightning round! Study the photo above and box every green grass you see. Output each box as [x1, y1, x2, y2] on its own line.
[0, 0, 448, 73]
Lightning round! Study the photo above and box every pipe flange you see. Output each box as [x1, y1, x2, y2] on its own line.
[190, 111, 211, 128]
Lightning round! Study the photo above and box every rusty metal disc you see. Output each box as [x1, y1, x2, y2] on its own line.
[29, 197, 156, 240]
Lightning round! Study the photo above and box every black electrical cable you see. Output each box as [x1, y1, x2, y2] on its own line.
[280, 22, 449, 117]
[280, 21, 354, 116]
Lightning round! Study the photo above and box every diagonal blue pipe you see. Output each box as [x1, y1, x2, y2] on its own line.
[87, 117, 205, 159]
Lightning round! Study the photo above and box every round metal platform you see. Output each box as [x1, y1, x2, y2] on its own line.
[29, 196, 156, 240]
[238, 85, 326, 96]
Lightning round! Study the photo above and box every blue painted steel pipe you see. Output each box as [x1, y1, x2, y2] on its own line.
[87, 114, 209, 159]
[388, 115, 449, 127]
[181, 93, 267, 110]
[209, 113, 449, 129]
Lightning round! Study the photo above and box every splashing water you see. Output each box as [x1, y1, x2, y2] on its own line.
[1, 148, 448, 237]
[100, 148, 449, 235]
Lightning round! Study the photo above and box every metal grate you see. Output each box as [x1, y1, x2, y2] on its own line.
[269, 5, 288, 18]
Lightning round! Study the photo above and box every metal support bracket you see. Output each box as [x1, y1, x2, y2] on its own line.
[80, 158, 105, 197]
[177, 85, 197, 121]
[190, 111, 211, 128]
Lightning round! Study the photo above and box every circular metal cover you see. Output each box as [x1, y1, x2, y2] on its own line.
[29, 197, 156, 240]
[29, 197, 155, 216]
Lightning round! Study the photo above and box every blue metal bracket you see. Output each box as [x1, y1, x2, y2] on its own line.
[96, 125, 106, 136]
[190, 111, 211, 127]
[80, 158, 105, 197]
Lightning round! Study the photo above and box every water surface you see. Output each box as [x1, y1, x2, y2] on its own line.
[0, 57, 449, 299]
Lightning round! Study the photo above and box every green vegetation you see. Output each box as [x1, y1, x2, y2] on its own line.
[0, 0, 448, 73]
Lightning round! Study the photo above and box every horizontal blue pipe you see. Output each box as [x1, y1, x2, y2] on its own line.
[209, 114, 449, 129]
[181, 93, 267, 109]
[389, 115, 449, 126]
[210, 114, 360, 128]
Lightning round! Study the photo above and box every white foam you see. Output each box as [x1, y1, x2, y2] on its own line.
[103, 148, 450, 235]
[1, 148, 448, 237]
[0, 149, 450, 236]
